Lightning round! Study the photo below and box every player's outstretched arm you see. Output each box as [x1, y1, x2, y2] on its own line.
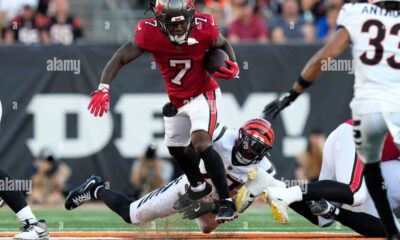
[263, 28, 350, 119]
[88, 41, 143, 117]
[100, 40, 144, 85]
[211, 34, 239, 79]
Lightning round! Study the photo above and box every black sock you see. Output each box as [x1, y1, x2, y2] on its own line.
[97, 188, 132, 223]
[302, 180, 354, 204]
[363, 162, 399, 237]
[0, 169, 27, 213]
[336, 207, 385, 237]
[174, 146, 204, 187]
[289, 201, 319, 225]
[200, 146, 230, 199]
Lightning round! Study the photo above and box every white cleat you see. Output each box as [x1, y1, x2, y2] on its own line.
[262, 188, 289, 225]
[13, 219, 49, 240]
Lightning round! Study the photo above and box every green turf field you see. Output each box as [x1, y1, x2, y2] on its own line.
[0, 204, 353, 233]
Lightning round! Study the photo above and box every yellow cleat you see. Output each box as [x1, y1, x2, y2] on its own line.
[263, 188, 289, 225]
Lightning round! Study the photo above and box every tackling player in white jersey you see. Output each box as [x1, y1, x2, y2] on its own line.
[263, 0, 400, 238]
[65, 118, 285, 233]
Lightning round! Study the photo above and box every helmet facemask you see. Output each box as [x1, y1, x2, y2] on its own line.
[233, 129, 273, 166]
[158, 15, 194, 45]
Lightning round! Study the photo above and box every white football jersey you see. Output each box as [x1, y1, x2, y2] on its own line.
[337, 3, 400, 114]
[198, 123, 276, 190]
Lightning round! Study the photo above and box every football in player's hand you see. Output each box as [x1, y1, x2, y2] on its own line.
[204, 48, 228, 74]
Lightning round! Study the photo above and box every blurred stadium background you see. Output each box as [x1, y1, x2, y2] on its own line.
[0, 0, 360, 238]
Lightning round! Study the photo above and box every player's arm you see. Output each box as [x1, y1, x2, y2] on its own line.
[263, 28, 351, 119]
[210, 34, 239, 79]
[88, 40, 144, 117]
[100, 40, 144, 85]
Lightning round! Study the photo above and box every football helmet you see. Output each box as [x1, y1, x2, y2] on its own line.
[152, 0, 195, 45]
[233, 118, 275, 166]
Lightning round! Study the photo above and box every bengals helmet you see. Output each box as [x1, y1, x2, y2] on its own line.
[233, 119, 274, 166]
[151, 0, 195, 44]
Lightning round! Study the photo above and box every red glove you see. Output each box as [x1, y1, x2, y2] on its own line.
[87, 86, 110, 117]
[213, 59, 240, 79]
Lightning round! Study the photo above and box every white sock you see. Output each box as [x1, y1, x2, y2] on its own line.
[286, 186, 303, 203]
[224, 198, 233, 202]
[191, 182, 206, 192]
[16, 206, 37, 224]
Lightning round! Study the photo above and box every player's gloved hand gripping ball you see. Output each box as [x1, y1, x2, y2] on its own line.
[204, 48, 239, 80]
[88, 83, 110, 117]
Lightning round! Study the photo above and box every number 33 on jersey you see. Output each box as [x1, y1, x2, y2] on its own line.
[134, 13, 220, 108]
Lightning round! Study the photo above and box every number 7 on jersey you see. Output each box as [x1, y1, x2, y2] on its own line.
[170, 59, 192, 86]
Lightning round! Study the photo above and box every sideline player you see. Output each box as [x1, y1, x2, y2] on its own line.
[263, 0, 400, 237]
[261, 120, 400, 237]
[65, 119, 285, 233]
[86, 0, 240, 222]
[0, 101, 49, 240]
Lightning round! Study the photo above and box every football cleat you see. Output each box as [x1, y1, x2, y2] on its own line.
[173, 182, 212, 210]
[262, 188, 289, 225]
[215, 200, 238, 223]
[65, 175, 103, 210]
[14, 219, 49, 240]
[307, 199, 338, 219]
[235, 168, 258, 213]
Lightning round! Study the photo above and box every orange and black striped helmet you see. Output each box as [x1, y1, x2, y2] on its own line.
[234, 118, 274, 166]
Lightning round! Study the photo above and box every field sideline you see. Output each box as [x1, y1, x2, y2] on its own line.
[0, 203, 372, 239]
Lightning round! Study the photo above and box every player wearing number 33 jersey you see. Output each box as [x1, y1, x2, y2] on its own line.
[263, 1, 400, 238]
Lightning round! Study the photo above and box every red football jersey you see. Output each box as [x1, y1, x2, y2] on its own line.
[344, 119, 400, 161]
[135, 13, 220, 108]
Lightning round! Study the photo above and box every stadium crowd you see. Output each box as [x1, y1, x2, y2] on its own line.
[0, 0, 82, 45]
[199, 0, 346, 43]
[0, 0, 350, 45]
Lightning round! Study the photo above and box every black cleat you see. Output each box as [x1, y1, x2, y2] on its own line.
[215, 200, 238, 223]
[65, 176, 103, 210]
[173, 182, 212, 210]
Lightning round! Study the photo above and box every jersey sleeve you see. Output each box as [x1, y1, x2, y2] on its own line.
[134, 20, 147, 50]
[336, 3, 358, 32]
[208, 16, 219, 42]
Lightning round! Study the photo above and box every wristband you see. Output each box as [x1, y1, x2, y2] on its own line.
[288, 89, 300, 101]
[98, 83, 110, 90]
[297, 76, 312, 89]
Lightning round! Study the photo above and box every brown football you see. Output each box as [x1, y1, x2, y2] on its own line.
[204, 48, 228, 74]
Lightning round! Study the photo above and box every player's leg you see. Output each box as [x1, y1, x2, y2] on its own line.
[353, 113, 399, 237]
[265, 124, 355, 224]
[163, 103, 212, 209]
[129, 175, 187, 225]
[0, 169, 48, 240]
[189, 88, 236, 222]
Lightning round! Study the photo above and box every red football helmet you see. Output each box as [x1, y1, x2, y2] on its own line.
[234, 118, 274, 166]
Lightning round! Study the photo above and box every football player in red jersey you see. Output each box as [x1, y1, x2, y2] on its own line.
[87, 0, 240, 223]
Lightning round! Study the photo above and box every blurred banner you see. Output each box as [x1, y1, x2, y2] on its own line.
[0, 44, 354, 191]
